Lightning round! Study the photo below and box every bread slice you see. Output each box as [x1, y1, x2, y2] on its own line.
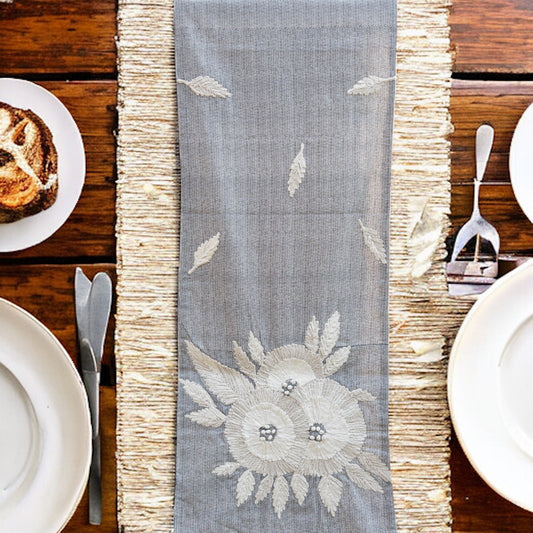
[0, 102, 58, 223]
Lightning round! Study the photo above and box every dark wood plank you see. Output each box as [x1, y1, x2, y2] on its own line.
[451, 80, 533, 184]
[1, 80, 117, 260]
[0, 264, 116, 531]
[450, 0, 533, 73]
[450, 183, 533, 255]
[0, 0, 116, 76]
[451, 432, 533, 533]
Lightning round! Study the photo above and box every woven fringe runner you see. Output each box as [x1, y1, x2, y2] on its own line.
[116, 0, 468, 531]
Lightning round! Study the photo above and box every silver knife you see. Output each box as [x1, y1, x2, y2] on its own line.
[80, 339, 101, 525]
[74, 268, 112, 525]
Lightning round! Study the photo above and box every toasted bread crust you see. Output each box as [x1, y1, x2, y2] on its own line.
[0, 102, 58, 223]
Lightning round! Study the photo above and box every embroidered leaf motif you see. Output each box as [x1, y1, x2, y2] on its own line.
[288, 143, 306, 198]
[356, 451, 392, 483]
[346, 463, 383, 493]
[255, 474, 274, 503]
[188, 232, 220, 275]
[179, 378, 215, 409]
[177, 76, 232, 98]
[352, 388, 376, 402]
[185, 407, 225, 427]
[323, 346, 350, 376]
[272, 475, 289, 518]
[304, 315, 320, 354]
[411, 339, 444, 363]
[232, 341, 256, 379]
[347, 75, 395, 95]
[358, 219, 387, 264]
[212, 462, 241, 477]
[236, 470, 255, 506]
[318, 475, 343, 517]
[319, 311, 340, 360]
[290, 473, 309, 506]
[248, 332, 265, 365]
[185, 341, 253, 405]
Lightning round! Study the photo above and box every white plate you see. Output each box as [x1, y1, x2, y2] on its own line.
[0, 298, 91, 532]
[0, 78, 85, 252]
[448, 260, 533, 511]
[510, 102, 533, 224]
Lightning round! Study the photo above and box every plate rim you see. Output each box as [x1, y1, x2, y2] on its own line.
[0, 297, 91, 532]
[0, 77, 86, 253]
[509, 101, 533, 225]
[448, 259, 533, 512]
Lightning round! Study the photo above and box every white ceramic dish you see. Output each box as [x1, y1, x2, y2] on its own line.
[509, 102, 533, 224]
[448, 260, 533, 512]
[0, 78, 85, 252]
[0, 298, 91, 532]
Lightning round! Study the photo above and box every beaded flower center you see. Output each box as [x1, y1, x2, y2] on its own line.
[281, 378, 298, 395]
[258, 424, 278, 441]
[308, 422, 327, 441]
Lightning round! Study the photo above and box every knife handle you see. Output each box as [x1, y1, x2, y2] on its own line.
[89, 435, 102, 525]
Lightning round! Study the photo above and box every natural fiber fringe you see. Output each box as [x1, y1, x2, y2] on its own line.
[116, 0, 463, 531]
[116, 1, 179, 531]
[390, 1, 470, 531]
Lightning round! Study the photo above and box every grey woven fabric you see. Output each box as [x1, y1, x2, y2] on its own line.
[174, 1, 397, 531]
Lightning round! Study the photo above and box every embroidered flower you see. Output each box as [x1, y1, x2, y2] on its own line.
[255, 344, 324, 395]
[224, 388, 307, 476]
[292, 379, 366, 477]
[181, 312, 392, 518]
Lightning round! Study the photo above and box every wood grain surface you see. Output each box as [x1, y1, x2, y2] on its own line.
[0, 264, 117, 531]
[0, 81, 117, 261]
[0, 0, 116, 76]
[450, 0, 533, 73]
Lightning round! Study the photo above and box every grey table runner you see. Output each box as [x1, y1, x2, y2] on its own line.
[174, 1, 397, 531]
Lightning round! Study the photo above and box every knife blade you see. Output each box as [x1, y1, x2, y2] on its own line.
[80, 338, 102, 525]
[87, 272, 112, 372]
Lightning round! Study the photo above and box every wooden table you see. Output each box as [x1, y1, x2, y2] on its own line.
[0, 1, 532, 531]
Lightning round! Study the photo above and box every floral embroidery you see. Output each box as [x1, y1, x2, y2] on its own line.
[177, 76, 232, 98]
[347, 75, 395, 95]
[181, 313, 391, 517]
[188, 232, 220, 275]
[358, 219, 387, 264]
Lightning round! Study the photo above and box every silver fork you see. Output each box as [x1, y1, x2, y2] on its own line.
[451, 124, 500, 262]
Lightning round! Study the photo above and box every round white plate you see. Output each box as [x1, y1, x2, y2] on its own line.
[0, 298, 91, 532]
[448, 260, 533, 512]
[0, 78, 85, 252]
[510, 102, 533, 224]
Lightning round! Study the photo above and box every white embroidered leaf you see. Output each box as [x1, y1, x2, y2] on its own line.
[304, 315, 320, 354]
[318, 475, 343, 517]
[255, 474, 274, 503]
[185, 407, 225, 427]
[290, 473, 309, 506]
[352, 388, 376, 402]
[356, 451, 392, 483]
[232, 341, 256, 379]
[358, 219, 387, 264]
[272, 475, 289, 518]
[188, 232, 220, 275]
[323, 346, 351, 376]
[248, 332, 265, 365]
[411, 339, 444, 363]
[185, 341, 254, 405]
[236, 470, 255, 506]
[346, 463, 383, 493]
[288, 143, 306, 198]
[177, 76, 232, 98]
[179, 378, 215, 409]
[212, 462, 241, 477]
[319, 311, 340, 360]
[347, 75, 395, 95]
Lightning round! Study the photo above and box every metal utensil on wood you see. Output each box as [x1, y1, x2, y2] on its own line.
[451, 124, 500, 262]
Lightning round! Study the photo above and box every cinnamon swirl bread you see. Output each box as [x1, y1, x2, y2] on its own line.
[0, 102, 58, 223]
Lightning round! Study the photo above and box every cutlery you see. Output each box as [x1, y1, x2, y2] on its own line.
[451, 124, 500, 262]
[74, 268, 112, 525]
